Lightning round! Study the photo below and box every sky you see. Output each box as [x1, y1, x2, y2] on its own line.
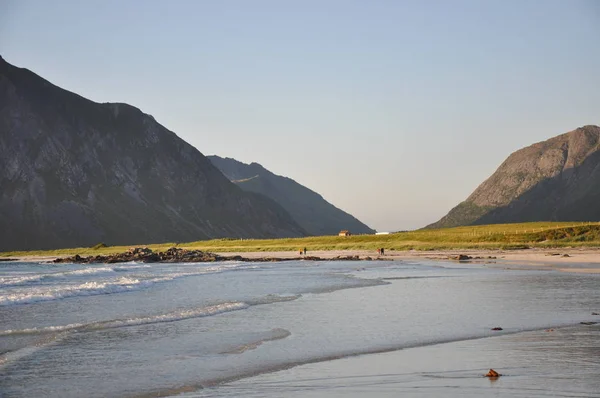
[1, 0, 599, 231]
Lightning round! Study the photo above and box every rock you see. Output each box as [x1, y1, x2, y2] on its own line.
[562, 254, 571, 257]
[456, 254, 472, 261]
[335, 255, 361, 261]
[302, 256, 322, 261]
[592, 312, 599, 316]
[545, 328, 554, 332]
[491, 327, 503, 331]
[485, 369, 501, 378]
[51, 249, 390, 264]
[580, 321, 598, 325]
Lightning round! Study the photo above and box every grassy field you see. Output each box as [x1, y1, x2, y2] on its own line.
[3, 221, 600, 258]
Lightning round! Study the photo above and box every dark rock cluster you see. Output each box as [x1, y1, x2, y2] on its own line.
[52, 248, 384, 264]
[449, 254, 497, 261]
[53, 247, 222, 264]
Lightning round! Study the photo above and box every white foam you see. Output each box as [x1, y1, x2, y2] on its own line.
[0, 262, 261, 306]
[0, 277, 155, 306]
[92, 302, 250, 330]
[0, 266, 118, 287]
[0, 322, 86, 336]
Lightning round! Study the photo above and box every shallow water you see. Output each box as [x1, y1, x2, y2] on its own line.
[1, 259, 598, 397]
[200, 325, 600, 398]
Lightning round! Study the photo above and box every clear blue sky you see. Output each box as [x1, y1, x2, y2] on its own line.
[1, 0, 599, 231]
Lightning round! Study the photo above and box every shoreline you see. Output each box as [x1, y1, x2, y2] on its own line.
[209, 323, 600, 398]
[8, 247, 600, 273]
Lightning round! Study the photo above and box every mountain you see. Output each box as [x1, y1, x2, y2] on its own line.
[427, 125, 600, 228]
[208, 156, 375, 236]
[0, 56, 306, 251]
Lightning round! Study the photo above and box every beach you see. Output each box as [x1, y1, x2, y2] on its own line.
[196, 325, 600, 398]
[219, 247, 600, 271]
[1, 256, 599, 397]
[11, 247, 600, 273]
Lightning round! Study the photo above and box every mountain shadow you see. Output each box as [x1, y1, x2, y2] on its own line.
[473, 148, 600, 224]
[208, 156, 375, 236]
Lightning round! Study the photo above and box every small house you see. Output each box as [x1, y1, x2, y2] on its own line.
[338, 230, 351, 237]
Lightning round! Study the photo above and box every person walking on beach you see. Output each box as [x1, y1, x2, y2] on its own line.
[303, 247, 307, 255]
[380, 247, 385, 256]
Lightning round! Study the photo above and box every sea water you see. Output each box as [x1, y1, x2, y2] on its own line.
[0, 259, 598, 397]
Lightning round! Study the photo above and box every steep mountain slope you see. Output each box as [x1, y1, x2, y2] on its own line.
[0, 56, 306, 251]
[208, 156, 375, 235]
[427, 125, 600, 228]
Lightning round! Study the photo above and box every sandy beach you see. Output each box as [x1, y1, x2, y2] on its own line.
[9, 247, 600, 273]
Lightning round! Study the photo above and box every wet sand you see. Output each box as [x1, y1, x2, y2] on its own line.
[218, 248, 600, 273]
[195, 325, 600, 398]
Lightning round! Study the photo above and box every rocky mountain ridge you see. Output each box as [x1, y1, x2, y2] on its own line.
[208, 156, 375, 236]
[428, 125, 600, 228]
[0, 56, 306, 251]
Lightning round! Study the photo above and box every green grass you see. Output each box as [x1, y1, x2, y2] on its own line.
[3, 221, 600, 257]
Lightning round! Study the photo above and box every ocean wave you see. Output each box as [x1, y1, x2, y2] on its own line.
[1, 267, 372, 307]
[0, 277, 156, 306]
[0, 263, 261, 304]
[0, 329, 72, 369]
[0, 294, 300, 336]
[0, 266, 118, 287]
[0, 302, 248, 336]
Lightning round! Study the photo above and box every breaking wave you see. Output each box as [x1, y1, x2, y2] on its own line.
[0, 264, 155, 288]
[0, 294, 300, 336]
[0, 263, 262, 306]
[0, 277, 159, 306]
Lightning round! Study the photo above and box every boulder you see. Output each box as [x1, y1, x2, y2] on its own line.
[456, 254, 472, 261]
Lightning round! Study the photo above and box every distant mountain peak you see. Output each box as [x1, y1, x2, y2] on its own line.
[208, 155, 374, 236]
